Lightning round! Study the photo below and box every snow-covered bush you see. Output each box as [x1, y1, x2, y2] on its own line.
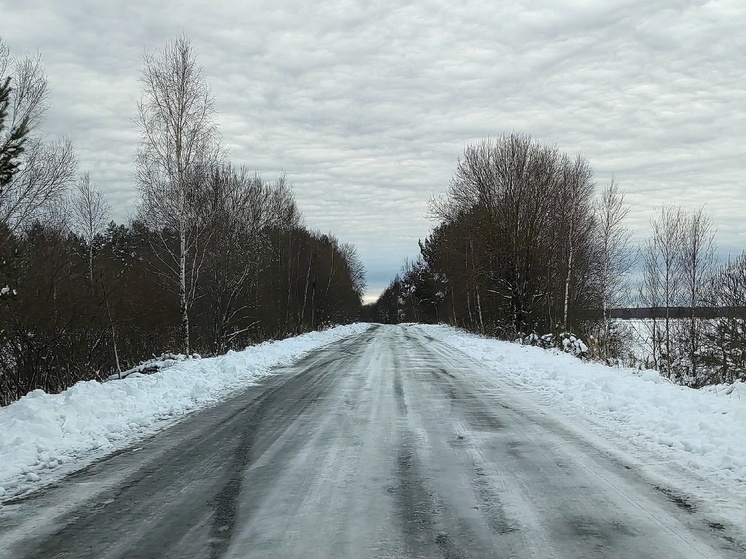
[585, 320, 642, 368]
[558, 332, 589, 357]
[523, 331, 589, 358]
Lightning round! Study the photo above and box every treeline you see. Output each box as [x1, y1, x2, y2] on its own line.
[374, 135, 616, 336]
[370, 134, 745, 387]
[0, 37, 364, 405]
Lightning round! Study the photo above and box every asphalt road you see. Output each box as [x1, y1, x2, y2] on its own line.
[0, 324, 740, 558]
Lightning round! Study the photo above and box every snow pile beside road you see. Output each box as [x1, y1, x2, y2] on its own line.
[0, 324, 369, 501]
[419, 324, 746, 489]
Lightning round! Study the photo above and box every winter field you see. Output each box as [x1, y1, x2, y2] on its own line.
[610, 318, 716, 368]
[2, 322, 745, 536]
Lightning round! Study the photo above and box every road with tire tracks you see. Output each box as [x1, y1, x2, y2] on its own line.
[0, 324, 739, 558]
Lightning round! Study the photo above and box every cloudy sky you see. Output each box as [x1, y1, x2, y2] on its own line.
[2, 0, 745, 301]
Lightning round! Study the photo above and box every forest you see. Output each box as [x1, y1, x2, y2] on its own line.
[367, 134, 745, 388]
[0, 37, 365, 405]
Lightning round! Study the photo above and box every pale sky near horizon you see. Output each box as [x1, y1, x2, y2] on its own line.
[2, 0, 745, 302]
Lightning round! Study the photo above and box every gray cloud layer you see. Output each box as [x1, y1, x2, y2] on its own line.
[2, 0, 745, 299]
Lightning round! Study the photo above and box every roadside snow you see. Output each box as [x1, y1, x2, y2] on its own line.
[418, 324, 746, 523]
[0, 324, 369, 502]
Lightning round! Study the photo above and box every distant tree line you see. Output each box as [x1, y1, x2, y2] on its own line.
[0, 36, 364, 405]
[369, 134, 745, 387]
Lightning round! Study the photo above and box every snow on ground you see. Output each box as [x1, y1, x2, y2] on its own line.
[0, 324, 369, 502]
[418, 323, 746, 524]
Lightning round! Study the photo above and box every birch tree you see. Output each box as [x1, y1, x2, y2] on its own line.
[641, 205, 685, 374]
[70, 172, 109, 282]
[594, 178, 632, 359]
[557, 154, 595, 331]
[135, 35, 222, 354]
[679, 207, 716, 382]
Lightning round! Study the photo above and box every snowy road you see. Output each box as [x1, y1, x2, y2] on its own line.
[0, 324, 739, 558]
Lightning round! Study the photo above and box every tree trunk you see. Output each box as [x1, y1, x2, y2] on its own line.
[88, 245, 94, 283]
[101, 280, 122, 378]
[563, 241, 573, 331]
[476, 288, 484, 333]
[300, 254, 313, 329]
[179, 183, 190, 355]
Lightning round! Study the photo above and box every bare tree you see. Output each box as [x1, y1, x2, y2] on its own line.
[425, 134, 608, 339]
[200, 165, 294, 351]
[557, 153, 595, 331]
[679, 207, 717, 382]
[70, 172, 109, 282]
[640, 205, 685, 375]
[594, 178, 633, 359]
[706, 253, 746, 384]
[0, 38, 76, 240]
[135, 35, 222, 354]
[340, 242, 366, 301]
[429, 135, 561, 335]
[640, 205, 716, 382]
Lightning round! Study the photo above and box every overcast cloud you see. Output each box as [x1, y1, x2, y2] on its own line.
[2, 0, 744, 300]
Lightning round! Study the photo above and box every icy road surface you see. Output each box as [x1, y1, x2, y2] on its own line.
[0, 324, 739, 558]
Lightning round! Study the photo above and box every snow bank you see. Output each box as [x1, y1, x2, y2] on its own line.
[420, 324, 746, 492]
[0, 324, 369, 501]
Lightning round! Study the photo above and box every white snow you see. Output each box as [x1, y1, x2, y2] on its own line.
[418, 323, 746, 527]
[0, 324, 369, 501]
